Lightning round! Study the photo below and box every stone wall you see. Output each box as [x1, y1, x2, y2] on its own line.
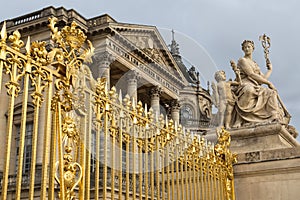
[231, 124, 300, 200]
[234, 147, 300, 200]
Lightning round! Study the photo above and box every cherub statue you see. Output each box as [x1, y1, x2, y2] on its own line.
[212, 70, 240, 129]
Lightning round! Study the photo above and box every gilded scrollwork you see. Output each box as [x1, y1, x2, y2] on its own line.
[54, 116, 82, 200]
[47, 17, 95, 200]
[48, 17, 94, 88]
[214, 128, 237, 200]
[30, 41, 48, 65]
[0, 28, 27, 97]
[30, 65, 51, 107]
[0, 13, 238, 200]
[94, 77, 108, 125]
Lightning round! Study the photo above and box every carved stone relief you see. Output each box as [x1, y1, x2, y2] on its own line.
[245, 151, 260, 162]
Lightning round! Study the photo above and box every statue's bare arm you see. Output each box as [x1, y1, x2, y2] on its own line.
[239, 58, 275, 89]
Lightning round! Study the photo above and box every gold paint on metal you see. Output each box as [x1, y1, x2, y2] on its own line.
[40, 76, 53, 200]
[0, 16, 237, 200]
[15, 66, 29, 200]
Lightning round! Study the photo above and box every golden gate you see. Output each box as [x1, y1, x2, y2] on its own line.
[0, 17, 236, 200]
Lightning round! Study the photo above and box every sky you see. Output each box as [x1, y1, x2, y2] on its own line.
[0, 0, 299, 141]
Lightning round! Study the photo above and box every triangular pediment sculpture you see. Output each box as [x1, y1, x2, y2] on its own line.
[109, 23, 187, 83]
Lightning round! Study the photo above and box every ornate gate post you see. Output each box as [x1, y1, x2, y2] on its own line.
[46, 17, 95, 200]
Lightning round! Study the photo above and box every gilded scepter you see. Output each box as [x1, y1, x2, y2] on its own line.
[259, 34, 291, 121]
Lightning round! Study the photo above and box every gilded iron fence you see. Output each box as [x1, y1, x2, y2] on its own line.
[0, 18, 236, 200]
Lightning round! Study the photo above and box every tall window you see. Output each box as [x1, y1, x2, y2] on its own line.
[122, 142, 126, 171]
[15, 122, 33, 174]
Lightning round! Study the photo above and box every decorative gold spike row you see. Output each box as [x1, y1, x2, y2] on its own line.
[175, 135, 221, 177]
[92, 76, 238, 199]
[94, 79, 181, 148]
[0, 21, 57, 96]
[132, 120, 179, 155]
[93, 84, 182, 155]
[30, 65, 51, 107]
[0, 26, 25, 96]
[1, 20, 59, 78]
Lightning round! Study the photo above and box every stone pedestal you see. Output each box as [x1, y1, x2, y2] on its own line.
[229, 123, 300, 154]
[234, 150, 300, 200]
[230, 123, 300, 200]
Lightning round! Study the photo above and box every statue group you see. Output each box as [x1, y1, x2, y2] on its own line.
[212, 37, 290, 129]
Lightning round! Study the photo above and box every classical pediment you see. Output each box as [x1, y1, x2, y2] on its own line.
[123, 34, 165, 64]
[108, 23, 188, 84]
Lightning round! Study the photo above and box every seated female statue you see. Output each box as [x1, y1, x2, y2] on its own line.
[231, 40, 287, 127]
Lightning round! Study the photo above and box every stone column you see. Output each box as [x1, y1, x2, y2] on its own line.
[126, 70, 140, 175]
[126, 70, 140, 102]
[36, 102, 46, 165]
[150, 86, 162, 119]
[171, 100, 180, 125]
[94, 51, 114, 88]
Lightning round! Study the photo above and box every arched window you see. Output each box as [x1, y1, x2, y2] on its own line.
[180, 104, 194, 125]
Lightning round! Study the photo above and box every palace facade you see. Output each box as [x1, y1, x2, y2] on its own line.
[1, 6, 300, 200]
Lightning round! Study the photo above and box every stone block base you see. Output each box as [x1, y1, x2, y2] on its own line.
[229, 123, 299, 154]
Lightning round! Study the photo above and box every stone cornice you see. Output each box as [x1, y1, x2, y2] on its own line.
[229, 123, 300, 155]
[109, 23, 188, 82]
[1, 6, 191, 97]
[234, 154, 300, 178]
[106, 36, 186, 94]
[236, 147, 300, 164]
[2, 7, 89, 34]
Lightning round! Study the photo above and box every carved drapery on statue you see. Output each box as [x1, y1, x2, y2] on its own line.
[233, 58, 284, 127]
[232, 37, 290, 127]
[212, 36, 291, 129]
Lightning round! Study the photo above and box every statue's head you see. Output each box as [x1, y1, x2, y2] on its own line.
[241, 40, 255, 51]
[214, 70, 226, 82]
